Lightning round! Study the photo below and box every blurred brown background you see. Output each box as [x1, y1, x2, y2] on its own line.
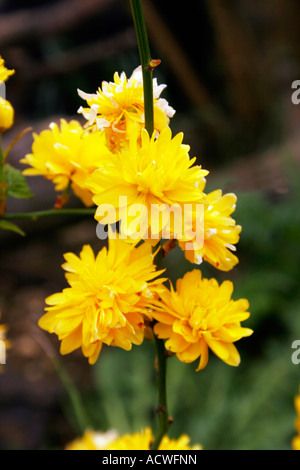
[0, 0, 300, 450]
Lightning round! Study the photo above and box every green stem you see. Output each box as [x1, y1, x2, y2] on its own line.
[2, 208, 95, 221]
[131, 0, 168, 449]
[130, 0, 154, 136]
[152, 332, 169, 450]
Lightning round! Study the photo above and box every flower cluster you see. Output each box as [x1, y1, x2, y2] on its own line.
[0, 4, 258, 447]
[0, 6, 293, 448]
[0, 56, 15, 368]
[66, 428, 201, 451]
[19, 63, 252, 371]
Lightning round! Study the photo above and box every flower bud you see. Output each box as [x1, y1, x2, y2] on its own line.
[0, 97, 14, 133]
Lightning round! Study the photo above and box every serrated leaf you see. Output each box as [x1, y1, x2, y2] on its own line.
[4, 164, 34, 200]
[0, 220, 25, 236]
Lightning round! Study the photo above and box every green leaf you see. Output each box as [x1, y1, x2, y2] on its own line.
[0, 219, 25, 236]
[3, 164, 34, 200]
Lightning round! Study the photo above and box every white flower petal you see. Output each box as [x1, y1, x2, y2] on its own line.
[153, 83, 167, 99]
[225, 243, 237, 252]
[77, 106, 92, 121]
[77, 89, 97, 101]
[155, 98, 176, 118]
[96, 118, 110, 130]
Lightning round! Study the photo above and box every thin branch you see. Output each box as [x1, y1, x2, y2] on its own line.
[130, 0, 154, 136]
[2, 208, 96, 221]
[152, 333, 169, 450]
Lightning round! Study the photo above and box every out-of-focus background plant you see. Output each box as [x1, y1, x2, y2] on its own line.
[0, 0, 299, 450]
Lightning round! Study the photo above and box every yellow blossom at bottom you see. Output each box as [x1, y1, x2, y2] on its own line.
[66, 429, 118, 450]
[38, 237, 165, 364]
[158, 434, 202, 451]
[293, 436, 300, 451]
[152, 270, 252, 371]
[66, 428, 201, 450]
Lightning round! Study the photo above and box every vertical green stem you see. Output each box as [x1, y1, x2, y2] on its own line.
[130, 0, 168, 449]
[130, 0, 154, 136]
[152, 332, 169, 450]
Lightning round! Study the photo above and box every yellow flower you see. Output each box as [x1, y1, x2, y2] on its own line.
[66, 428, 201, 450]
[38, 237, 165, 364]
[293, 437, 300, 451]
[0, 56, 15, 83]
[106, 428, 153, 450]
[20, 119, 113, 206]
[77, 66, 175, 151]
[152, 270, 252, 371]
[159, 434, 202, 451]
[178, 190, 241, 271]
[107, 428, 201, 450]
[88, 126, 208, 243]
[292, 394, 300, 450]
[0, 97, 14, 133]
[66, 429, 118, 450]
